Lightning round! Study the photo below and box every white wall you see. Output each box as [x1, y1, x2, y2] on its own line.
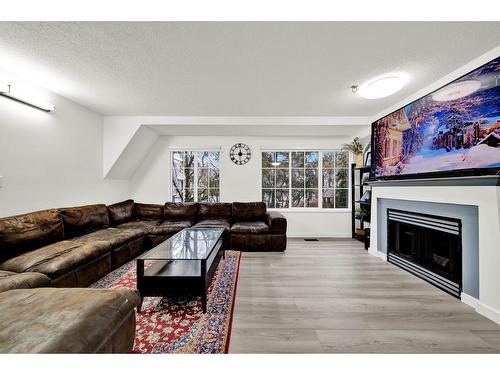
[0, 71, 130, 217]
[131, 135, 353, 238]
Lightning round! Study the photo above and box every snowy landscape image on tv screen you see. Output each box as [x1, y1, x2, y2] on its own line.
[373, 56, 500, 178]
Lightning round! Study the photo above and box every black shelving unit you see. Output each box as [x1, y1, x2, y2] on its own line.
[351, 164, 371, 249]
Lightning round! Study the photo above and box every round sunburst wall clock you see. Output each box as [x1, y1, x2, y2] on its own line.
[229, 143, 252, 165]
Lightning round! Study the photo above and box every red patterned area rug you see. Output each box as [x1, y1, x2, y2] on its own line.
[91, 250, 241, 353]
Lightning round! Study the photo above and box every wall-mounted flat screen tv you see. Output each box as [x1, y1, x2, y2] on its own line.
[371, 56, 500, 180]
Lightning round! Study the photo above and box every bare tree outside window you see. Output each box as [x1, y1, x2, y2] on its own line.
[262, 150, 349, 209]
[172, 151, 220, 202]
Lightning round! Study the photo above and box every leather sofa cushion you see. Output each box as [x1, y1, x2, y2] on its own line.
[232, 202, 267, 222]
[0, 209, 64, 262]
[75, 227, 145, 249]
[198, 203, 232, 220]
[61, 204, 109, 239]
[193, 219, 231, 233]
[270, 234, 287, 252]
[164, 202, 198, 220]
[267, 211, 287, 234]
[230, 233, 272, 251]
[0, 270, 50, 293]
[117, 219, 161, 234]
[0, 239, 111, 280]
[0, 287, 139, 353]
[231, 221, 270, 234]
[149, 220, 195, 236]
[134, 203, 164, 220]
[107, 200, 134, 226]
[230, 233, 286, 252]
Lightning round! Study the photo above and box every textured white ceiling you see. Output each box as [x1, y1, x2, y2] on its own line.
[0, 22, 499, 116]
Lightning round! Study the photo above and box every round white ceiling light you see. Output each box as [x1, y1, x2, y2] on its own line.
[357, 75, 406, 99]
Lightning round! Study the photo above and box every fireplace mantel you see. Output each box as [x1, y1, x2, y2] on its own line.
[367, 175, 499, 187]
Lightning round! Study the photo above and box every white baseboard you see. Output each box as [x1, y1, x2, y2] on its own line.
[476, 301, 500, 325]
[460, 293, 479, 309]
[368, 247, 387, 261]
[463, 294, 500, 325]
[288, 233, 352, 238]
[367, 247, 377, 256]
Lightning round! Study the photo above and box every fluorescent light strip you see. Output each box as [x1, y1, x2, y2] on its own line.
[0, 82, 55, 112]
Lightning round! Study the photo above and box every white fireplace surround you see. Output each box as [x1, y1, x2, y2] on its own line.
[369, 185, 500, 325]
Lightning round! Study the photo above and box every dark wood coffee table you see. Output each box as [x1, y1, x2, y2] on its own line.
[136, 227, 225, 313]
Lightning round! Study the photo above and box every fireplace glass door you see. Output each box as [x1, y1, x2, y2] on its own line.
[387, 209, 462, 296]
[424, 229, 461, 283]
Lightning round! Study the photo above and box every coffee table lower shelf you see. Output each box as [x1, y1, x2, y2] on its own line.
[136, 244, 224, 313]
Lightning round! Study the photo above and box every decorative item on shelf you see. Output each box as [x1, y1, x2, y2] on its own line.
[360, 190, 371, 203]
[361, 171, 370, 185]
[355, 228, 365, 237]
[363, 142, 371, 167]
[342, 137, 364, 167]
[364, 151, 371, 168]
[355, 207, 367, 221]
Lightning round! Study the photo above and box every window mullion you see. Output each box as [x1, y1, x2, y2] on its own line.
[333, 151, 336, 208]
[303, 152, 306, 208]
[288, 151, 292, 208]
[274, 152, 277, 208]
[319, 151, 323, 209]
[194, 154, 198, 203]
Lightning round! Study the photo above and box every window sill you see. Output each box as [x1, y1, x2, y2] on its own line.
[268, 208, 351, 213]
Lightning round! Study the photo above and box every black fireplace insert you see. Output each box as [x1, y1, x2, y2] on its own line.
[387, 209, 462, 297]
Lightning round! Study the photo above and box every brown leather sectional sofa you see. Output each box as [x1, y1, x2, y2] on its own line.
[0, 200, 286, 353]
[115, 200, 287, 252]
[0, 287, 139, 353]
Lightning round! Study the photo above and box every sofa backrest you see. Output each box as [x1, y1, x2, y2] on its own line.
[107, 199, 134, 226]
[198, 202, 232, 221]
[134, 203, 164, 220]
[0, 209, 64, 262]
[232, 202, 267, 222]
[164, 202, 198, 220]
[60, 204, 109, 238]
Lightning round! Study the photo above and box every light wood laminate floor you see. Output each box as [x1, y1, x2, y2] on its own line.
[229, 238, 500, 353]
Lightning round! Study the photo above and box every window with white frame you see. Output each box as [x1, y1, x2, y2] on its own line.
[171, 151, 220, 203]
[261, 150, 349, 209]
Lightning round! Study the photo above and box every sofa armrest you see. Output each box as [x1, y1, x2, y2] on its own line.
[266, 211, 287, 234]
